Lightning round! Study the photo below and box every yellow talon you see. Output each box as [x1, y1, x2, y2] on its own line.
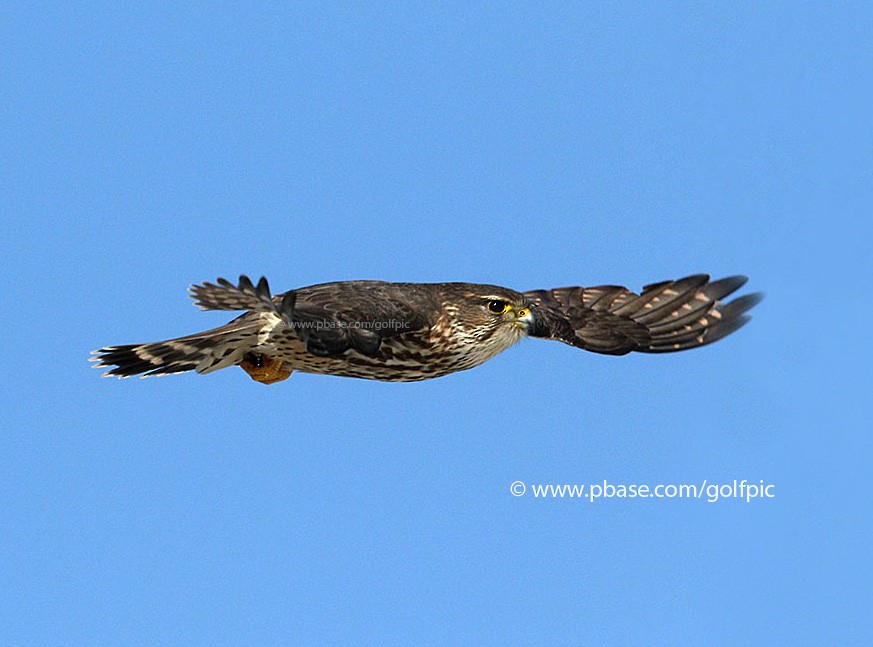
[240, 353, 292, 385]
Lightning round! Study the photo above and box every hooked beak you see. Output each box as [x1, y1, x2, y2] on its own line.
[513, 306, 535, 332]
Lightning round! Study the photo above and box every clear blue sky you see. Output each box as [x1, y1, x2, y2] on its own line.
[3, 3, 871, 644]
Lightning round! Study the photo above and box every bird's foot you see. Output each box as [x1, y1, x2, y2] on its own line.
[240, 353, 292, 384]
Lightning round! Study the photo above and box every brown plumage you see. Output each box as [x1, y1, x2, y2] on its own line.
[91, 274, 762, 384]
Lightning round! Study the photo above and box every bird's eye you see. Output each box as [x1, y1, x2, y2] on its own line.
[487, 300, 509, 314]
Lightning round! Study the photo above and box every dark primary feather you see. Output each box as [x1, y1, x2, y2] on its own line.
[190, 275, 287, 314]
[525, 274, 762, 355]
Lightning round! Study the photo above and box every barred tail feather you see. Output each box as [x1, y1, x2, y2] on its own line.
[90, 319, 259, 378]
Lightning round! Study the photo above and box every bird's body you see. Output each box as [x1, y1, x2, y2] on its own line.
[92, 274, 762, 384]
[260, 288, 527, 382]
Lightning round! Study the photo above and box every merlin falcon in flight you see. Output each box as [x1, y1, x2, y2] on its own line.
[91, 274, 762, 384]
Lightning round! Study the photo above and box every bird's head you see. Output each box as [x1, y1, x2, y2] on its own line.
[442, 284, 535, 348]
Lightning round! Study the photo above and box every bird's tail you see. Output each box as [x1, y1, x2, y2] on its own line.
[90, 317, 260, 378]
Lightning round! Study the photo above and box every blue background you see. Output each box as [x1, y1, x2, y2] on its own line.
[3, 3, 871, 644]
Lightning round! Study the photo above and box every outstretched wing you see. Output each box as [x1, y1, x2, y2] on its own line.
[524, 274, 762, 355]
[190, 275, 296, 316]
[190, 276, 436, 358]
